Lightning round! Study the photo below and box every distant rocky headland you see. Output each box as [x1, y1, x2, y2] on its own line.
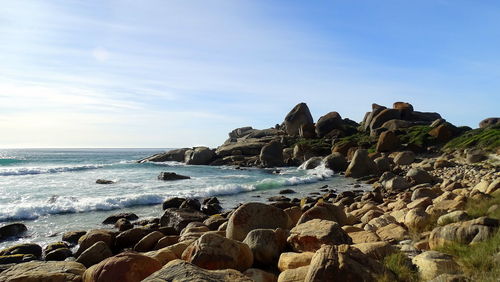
[0, 102, 498, 281]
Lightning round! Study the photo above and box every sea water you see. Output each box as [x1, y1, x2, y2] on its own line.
[0, 148, 366, 249]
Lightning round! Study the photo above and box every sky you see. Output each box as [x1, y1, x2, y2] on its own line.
[0, 0, 499, 148]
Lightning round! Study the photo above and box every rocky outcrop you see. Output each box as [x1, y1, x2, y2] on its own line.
[315, 112, 344, 138]
[139, 148, 190, 163]
[226, 203, 289, 241]
[283, 103, 314, 136]
[345, 149, 378, 178]
[142, 259, 253, 282]
[184, 147, 215, 165]
[376, 130, 400, 152]
[259, 141, 284, 167]
[323, 153, 348, 172]
[160, 208, 208, 233]
[479, 117, 500, 128]
[0, 261, 86, 282]
[157, 172, 190, 181]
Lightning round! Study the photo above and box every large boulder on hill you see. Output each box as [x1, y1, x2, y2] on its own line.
[429, 217, 499, 249]
[323, 152, 348, 172]
[160, 208, 208, 233]
[479, 117, 500, 128]
[393, 101, 414, 118]
[362, 104, 387, 131]
[376, 130, 400, 152]
[299, 123, 316, 138]
[283, 103, 314, 136]
[185, 147, 215, 165]
[139, 148, 190, 163]
[428, 123, 457, 143]
[0, 261, 86, 282]
[287, 219, 352, 252]
[381, 119, 414, 131]
[305, 244, 386, 282]
[345, 149, 378, 178]
[0, 223, 27, 241]
[83, 252, 162, 282]
[226, 202, 289, 241]
[370, 109, 402, 131]
[410, 111, 442, 122]
[229, 126, 255, 139]
[315, 111, 344, 138]
[259, 141, 284, 167]
[182, 233, 253, 271]
[143, 259, 253, 282]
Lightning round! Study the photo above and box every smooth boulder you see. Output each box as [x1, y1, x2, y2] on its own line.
[345, 149, 378, 178]
[0, 261, 86, 282]
[287, 219, 352, 252]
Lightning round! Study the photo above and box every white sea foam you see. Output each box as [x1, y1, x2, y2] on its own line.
[193, 183, 256, 198]
[0, 164, 105, 176]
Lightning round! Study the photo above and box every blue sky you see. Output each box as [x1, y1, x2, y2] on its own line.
[0, 0, 499, 148]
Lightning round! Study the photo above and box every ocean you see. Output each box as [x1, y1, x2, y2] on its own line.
[0, 148, 364, 249]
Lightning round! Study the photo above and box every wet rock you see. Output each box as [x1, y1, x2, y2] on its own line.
[157, 172, 190, 181]
[323, 152, 348, 172]
[45, 248, 72, 261]
[179, 198, 201, 211]
[115, 218, 133, 231]
[102, 212, 139, 224]
[162, 197, 186, 210]
[0, 243, 42, 259]
[139, 148, 190, 163]
[0, 223, 27, 242]
[76, 241, 112, 268]
[260, 141, 284, 168]
[160, 208, 208, 233]
[279, 189, 296, 194]
[96, 179, 114, 184]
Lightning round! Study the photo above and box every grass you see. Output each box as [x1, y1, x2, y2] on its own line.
[293, 137, 331, 155]
[398, 125, 437, 147]
[466, 190, 500, 219]
[335, 132, 375, 150]
[377, 252, 419, 282]
[443, 125, 500, 152]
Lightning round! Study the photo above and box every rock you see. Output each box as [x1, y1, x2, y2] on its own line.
[384, 175, 411, 191]
[404, 208, 431, 231]
[229, 126, 255, 139]
[393, 151, 415, 165]
[305, 244, 385, 282]
[412, 251, 461, 281]
[260, 141, 284, 168]
[0, 243, 42, 258]
[315, 112, 344, 138]
[162, 197, 186, 210]
[429, 123, 456, 143]
[323, 153, 348, 172]
[411, 187, 438, 201]
[376, 131, 400, 152]
[374, 156, 392, 173]
[181, 233, 253, 271]
[284, 206, 302, 228]
[278, 252, 314, 271]
[134, 231, 165, 252]
[76, 241, 112, 268]
[204, 215, 227, 230]
[300, 157, 323, 170]
[0, 223, 27, 241]
[299, 123, 317, 138]
[102, 212, 138, 224]
[0, 261, 85, 282]
[44, 241, 68, 254]
[429, 217, 499, 249]
[375, 223, 409, 242]
[277, 266, 309, 282]
[143, 247, 177, 266]
[362, 104, 386, 131]
[280, 189, 296, 194]
[283, 103, 314, 136]
[139, 148, 190, 163]
[96, 179, 114, 184]
[83, 252, 162, 282]
[160, 208, 208, 233]
[466, 149, 487, 163]
[179, 198, 201, 211]
[62, 230, 87, 245]
[407, 197, 433, 210]
[348, 230, 381, 244]
[142, 259, 253, 282]
[393, 101, 414, 113]
[296, 202, 348, 226]
[434, 159, 455, 169]
[370, 109, 401, 131]
[437, 211, 470, 226]
[157, 172, 190, 181]
[184, 147, 215, 165]
[226, 202, 289, 241]
[406, 168, 433, 185]
[0, 254, 37, 264]
[479, 117, 500, 128]
[115, 218, 133, 231]
[287, 219, 352, 252]
[381, 119, 413, 131]
[473, 180, 498, 195]
[154, 235, 179, 250]
[345, 149, 378, 178]
[352, 242, 396, 260]
[243, 228, 287, 265]
[243, 268, 277, 282]
[45, 248, 72, 261]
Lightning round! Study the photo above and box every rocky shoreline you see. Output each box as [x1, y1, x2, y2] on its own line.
[0, 102, 499, 281]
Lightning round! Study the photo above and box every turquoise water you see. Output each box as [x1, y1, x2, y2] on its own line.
[0, 149, 363, 249]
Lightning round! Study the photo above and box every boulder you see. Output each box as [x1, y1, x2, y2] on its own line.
[305, 244, 385, 282]
[283, 103, 314, 136]
[429, 123, 456, 143]
[45, 248, 72, 261]
[300, 156, 323, 170]
[181, 233, 253, 271]
[345, 149, 378, 178]
[393, 151, 415, 165]
[243, 268, 277, 282]
[375, 223, 409, 242]
[376, 131, 400, 152]
[296, 202, 348, 226]
[226, 203, 289, 241]
[185, 147, 215, 165]
[465, 149, 487, 163]
[160, 208, 208, 233]
[277, 266, 309, 282]
[162, 197, 186, 210]
[406, 168, 433, 185]
[115, 227, 149, 249]
[76, 241, 113, 268]
[412, 251, 461, 281]
[157, 172, 190, 181]
[404, 208, 431, 231]
[362, 104, 386, 131]
[259, 141, 284, 168]
[0, 261, 86, 282]
[287, 219, 352, 252]
[139, 148, 190, 163]
[370, 109, 401, 131]
[143, 247, 177, 266]
[102, 212, 138, 224]
[229, 126, 255, 139]
[479, 117, 500, 128]
[437, 211, 470, 226]
[0, 223, 27, 241]
[315, 112, 344, 138]
[204, 215, 227, 230]
[83, 252, 162, 282]
[384, 175, 411, 191]
[299, 123, 317, 139]
[243, 228, 287, 265]
[381, 119, 413, 131]
[96, 179, 114, 184]
[374, 156, 392, 173]
[115, 218, 133, 231]
[62, 230, 87, 245]
[179, 198, 201, 211]
[154, 236, 179, 250]
[348, 230, 381, 244]
[142, 259, 253, 282]
[0, 243, 42, 258]
[429, 217, 499, 249]
[352, 242, 397, 260]
[323, 153, 348, 172]
[134, 231, 165, 252]
[278, 252, 314, 271]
